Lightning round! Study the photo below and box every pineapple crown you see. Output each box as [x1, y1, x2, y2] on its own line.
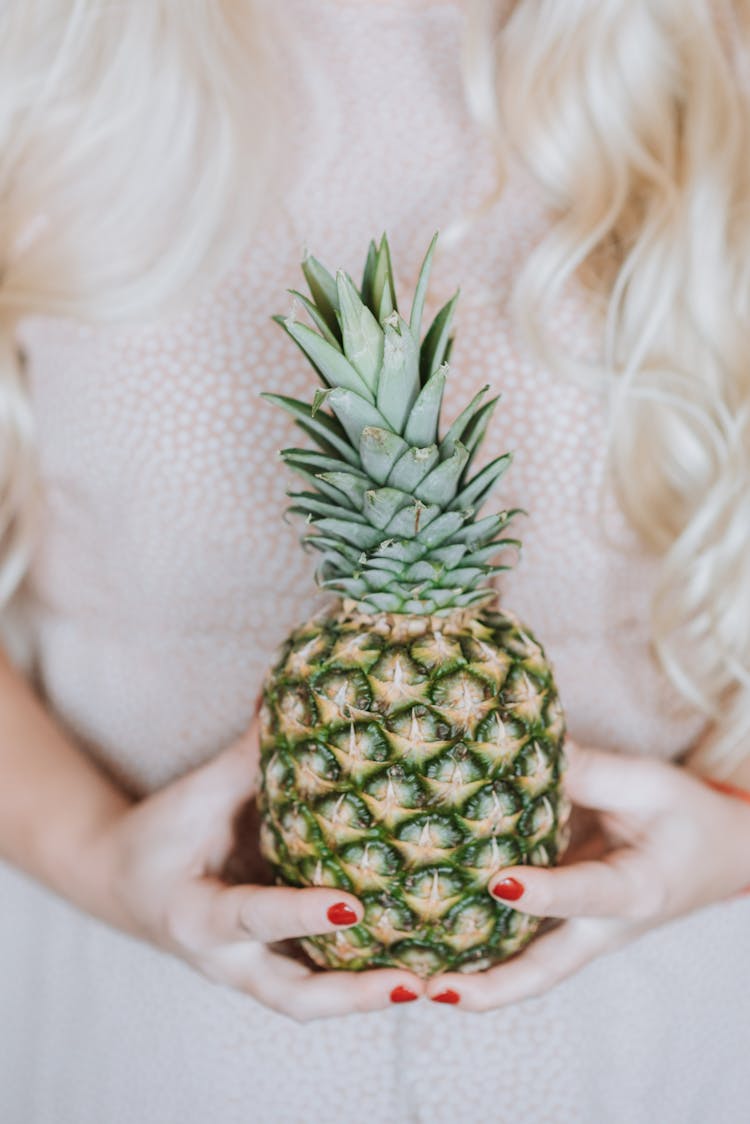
[263, 231, 523, 616]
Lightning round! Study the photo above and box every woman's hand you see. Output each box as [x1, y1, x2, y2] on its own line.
[86, 722, 424, 1022]
[425, 740, 750, 1011]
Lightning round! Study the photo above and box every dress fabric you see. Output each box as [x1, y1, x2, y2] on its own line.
[2, 2, 748, 1122]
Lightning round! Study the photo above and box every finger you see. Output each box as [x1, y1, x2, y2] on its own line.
[487, 850, 652, 919]
[206, 882, 365, 944]
[245, 946, 425, 1022]
[426, 919, 612, 1012]
[563, 741, 671, 816]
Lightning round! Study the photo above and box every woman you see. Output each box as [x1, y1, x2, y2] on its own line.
[1, 0, 749, 1121]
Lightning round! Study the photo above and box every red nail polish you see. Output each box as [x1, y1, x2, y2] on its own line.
[431, 989, 460, 1005]
[390, 985, 418, 1003]
[491, 877, 525, 901]
[327, 902, 358, 926]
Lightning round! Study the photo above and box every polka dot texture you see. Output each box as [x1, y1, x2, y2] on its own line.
[4, 4, 745, 1123]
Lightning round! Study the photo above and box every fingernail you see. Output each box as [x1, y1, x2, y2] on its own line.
[327, 902, 358, 926]
[491, 877, 525, 901]
[390, 986, 418, 1004]
[431, 989, 460, 1005]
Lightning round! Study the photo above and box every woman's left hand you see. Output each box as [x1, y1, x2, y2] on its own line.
[426, 740, 750, 1011]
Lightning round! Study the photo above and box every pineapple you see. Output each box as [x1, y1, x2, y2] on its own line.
[257, 232, 569, 977]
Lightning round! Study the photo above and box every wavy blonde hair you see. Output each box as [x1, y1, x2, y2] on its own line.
[1, 0, 749, 773]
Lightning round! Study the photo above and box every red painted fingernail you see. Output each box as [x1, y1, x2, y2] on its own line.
[390, 986, 418, 1003]
[491, 877, 525, 901]
[431, 989, 460, 1005]
[327, 902, 358, 926]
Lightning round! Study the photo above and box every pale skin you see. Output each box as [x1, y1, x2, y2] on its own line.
[3, 645, 750, 1021]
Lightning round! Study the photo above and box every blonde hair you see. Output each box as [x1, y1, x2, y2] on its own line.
[1, 0, 749, 773]
[461, 0, 750, 774]
[0, 0, 280, 658]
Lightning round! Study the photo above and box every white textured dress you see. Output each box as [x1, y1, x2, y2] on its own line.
[2, 2, 749, 1122]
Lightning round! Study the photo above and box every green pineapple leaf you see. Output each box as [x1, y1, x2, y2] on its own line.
[363, 487, 413, 531]
[313, 517, 383, 551]
[371, 232, 398, 323]
[376, 313, 421, 433]
[359, 426, 409, 485]
[305, 535, 363, 567]
[409, 229, 439, 341]
[335, 270, 384, 391]
[286, 290, 341, 349]
[439, 385, 492, 459]
[280, 448, 368, 478]
[419, 290, 459, 384]
[317, 471, 370, 508]
[449, 453, 513, 513]
[386, 500, 441, 539]
[386, 445, 439, 491]
[327, 387, 391, 449]
[301, 252, 341, 340]
[414, 443, 469, 506]
[283, 467, 363, 510]
[360, 238, 378, 310]
[403, 364, 448, 447]
[451, 512, 511, 549]
[287, 492, 369, 523]
[262, 393, 359, 466]
[279, 316, 374, 401]
[458, 396, 502, 474]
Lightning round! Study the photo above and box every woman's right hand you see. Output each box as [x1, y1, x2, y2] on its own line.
[85, 721, 425, 1022]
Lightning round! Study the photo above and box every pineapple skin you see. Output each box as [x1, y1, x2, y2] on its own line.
[258, 598, 570, 978]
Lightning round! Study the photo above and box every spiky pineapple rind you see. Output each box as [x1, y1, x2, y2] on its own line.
[258, 601, 568, 977]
